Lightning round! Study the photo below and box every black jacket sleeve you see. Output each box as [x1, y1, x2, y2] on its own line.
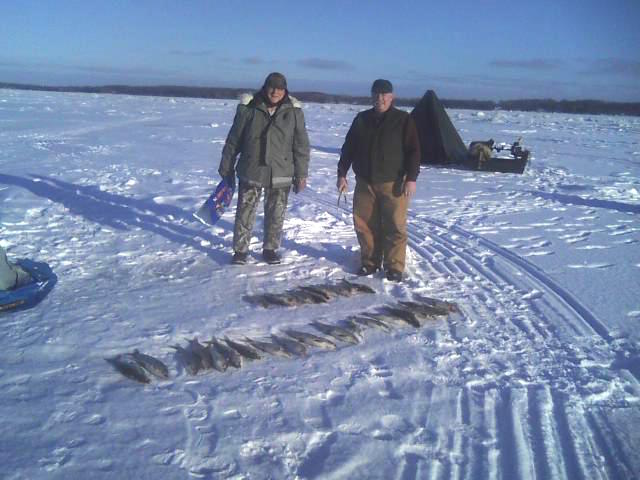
[403, 116, 421, 182]
[337, 114, 359, 177]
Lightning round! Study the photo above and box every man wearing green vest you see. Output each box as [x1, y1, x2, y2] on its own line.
[337, 79, 421, 282]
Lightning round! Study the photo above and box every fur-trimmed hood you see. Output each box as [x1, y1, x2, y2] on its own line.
[238, 92, 302, 109]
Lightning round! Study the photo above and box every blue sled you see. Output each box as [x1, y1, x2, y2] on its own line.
[0, 260, 57, 313]
[194, 178, 235, 226]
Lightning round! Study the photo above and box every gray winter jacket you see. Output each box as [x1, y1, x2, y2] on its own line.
[218, 92, 310, 188]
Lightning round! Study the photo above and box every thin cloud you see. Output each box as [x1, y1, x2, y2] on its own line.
[169, 49, 217, 57]
[585, 58, 640, 77]
[490, 59, 563, 70]
[242, 57, 264, 65]
[297, 58, 354, 70]
[0, 59, 172, 76]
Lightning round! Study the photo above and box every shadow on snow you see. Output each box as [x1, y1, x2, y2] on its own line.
[0, 173, 354, 267]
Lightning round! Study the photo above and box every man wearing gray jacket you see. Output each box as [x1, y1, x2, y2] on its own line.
[218, 72, 311, 265]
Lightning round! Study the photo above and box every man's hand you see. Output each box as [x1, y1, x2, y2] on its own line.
[403, 180, 416, 197]
[293, 177, 307, 194]
[337, 176, 348, 193]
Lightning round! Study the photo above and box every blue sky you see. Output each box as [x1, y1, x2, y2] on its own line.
[2, 0, 639, 101]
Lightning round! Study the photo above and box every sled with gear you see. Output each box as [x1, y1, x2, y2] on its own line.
[465, 138, 530, 174]
[1, 248, 57, 312]
[410, 90, 530, 174]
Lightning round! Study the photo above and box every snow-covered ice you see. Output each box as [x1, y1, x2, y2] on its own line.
[1, 89, 639, 479]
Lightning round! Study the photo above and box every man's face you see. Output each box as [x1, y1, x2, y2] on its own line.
[372, 92, 393, 113]
[266, 87, 286, 105]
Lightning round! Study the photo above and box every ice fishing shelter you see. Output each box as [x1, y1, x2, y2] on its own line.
[410, 90, 529, 173]
[410, 90, 468, 165]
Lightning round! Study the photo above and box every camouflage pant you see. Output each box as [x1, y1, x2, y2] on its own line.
[233, 183, 291, 253]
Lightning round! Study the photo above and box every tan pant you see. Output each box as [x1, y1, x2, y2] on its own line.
[353, 178, 408, 272]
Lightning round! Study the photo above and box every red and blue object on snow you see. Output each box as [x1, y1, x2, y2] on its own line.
[194, 178, 235, 226]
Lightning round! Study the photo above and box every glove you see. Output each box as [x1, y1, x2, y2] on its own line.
[293, 177, 307, 194]
[337, 176, 348, 193]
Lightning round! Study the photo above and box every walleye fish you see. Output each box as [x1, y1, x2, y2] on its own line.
[399, 300, 451, 318]
[131, 349, 169, 379]
[243, 293, 296, 308]
[308, 284, 340, 300]
[203, 337, 229, 372]
[298, 286, 332, 303]
[271, 334, 308, 357]
[244, 336, 293, 358]
[339, 317, 365, 334]
[265, 293, 298, 307]
[339, 279, 376, 295]
[349, 314, 394, 333]
[208, 337, 242, 369]
[284, 290, 315, 305]
[411, 296, 458, 314]
[106, 354, 151, 384]
[242, 294, 270, 308]
[284, 329, 337, 350]
[378, 305, 421, 328]
[170, 344, 202, 375]
[224, 336, 262, 361]
[188, 338, 215, 370]
[310, 321, 361, 345]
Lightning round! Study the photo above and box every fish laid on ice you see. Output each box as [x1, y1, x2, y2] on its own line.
[224, 336, 262, 361]
[244, 336, 293, 358]
[131, 349, 169, 379]
[378, 305, 421, 328]
[308, 284, 341, 300]
[340, 279, 376, 295]
[349, 314, 394, 333]
[398, 300, 451, 318]
[203, 337, 229, 372]
[170, 344, 202, 375]
[242, 294, 271, 308]
[284, 329, 337, 350]
[310, 321, 361, 345]
[189, 338, 215, 370]
[298, 286, 332, 303]
[338, 318, 365, 335]
[286, 290, 318, 305]
[407, 296, 458, 314]
[208, 337, 242, 369]
[271, 334, 308, 357]
[106, 355, 151, 384]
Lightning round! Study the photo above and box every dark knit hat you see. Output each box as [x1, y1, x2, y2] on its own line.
[263, 72, 287, 90]
[371, 79, 393, 94]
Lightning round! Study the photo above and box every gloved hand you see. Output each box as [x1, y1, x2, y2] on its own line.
[293, 177, 307, 194]
[337, 176, 348, 193]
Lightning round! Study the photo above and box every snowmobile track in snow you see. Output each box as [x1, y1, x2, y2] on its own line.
[298, 189, 640, 479]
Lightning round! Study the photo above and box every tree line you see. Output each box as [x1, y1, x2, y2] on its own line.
[1, 82, 638, 117]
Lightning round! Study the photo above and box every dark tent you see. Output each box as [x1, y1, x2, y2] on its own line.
[410, 90, 529, 173]
[410, 90, 468, 165]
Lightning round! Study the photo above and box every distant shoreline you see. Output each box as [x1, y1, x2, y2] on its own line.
[1, 81, 639, 117]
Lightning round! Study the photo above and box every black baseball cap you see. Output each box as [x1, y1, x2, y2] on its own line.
[371, 79, 393, 94]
